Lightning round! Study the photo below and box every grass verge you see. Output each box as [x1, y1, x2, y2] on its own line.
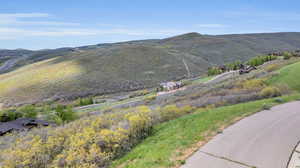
[191, 76, 213, 84]
[268, 61, 300, 91]
[111, 94, 300, 168]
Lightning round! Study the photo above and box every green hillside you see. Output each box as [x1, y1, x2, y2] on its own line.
[2, 58, 300, 168]
[1, 32, 300, 106]
[268, 61, 300, 91]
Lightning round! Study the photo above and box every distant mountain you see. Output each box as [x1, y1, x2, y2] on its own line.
[0, 32, 300, 106]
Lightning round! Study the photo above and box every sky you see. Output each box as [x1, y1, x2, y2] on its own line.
[0, 0, 300, 50]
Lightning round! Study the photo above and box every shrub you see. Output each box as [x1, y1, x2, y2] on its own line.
[55, 105, 78, 123]
[265, 64, 280, 72]
[0, 105, 40, 122]
[46, 113, 63, 125]
[145, 94, 156, 103]
[17, 105, 38, 118]
[0, 109, 23, 121]
[1, 106, 154, 168]
[0, 111, 9, 122]
[274, 84, 291, 95]
[260, 86, 281, 98]
[283, 51, 292, 60]
[208, 67, 222, 76]
[160, 105, 193, 121]
[226, 60, 242, 71]
[160, 105, 180, 121]
[273, 97, 284, 103]
[0, 104, 195, 168]
[41, 105, 53, 115]
[241, 79, 265, 90]
[77, 97, 94, 106]
[262, 103, 272, 110]
[130, 90, 150, 98]
[247, 55, 277, 66]
[179, 105, 194, 114]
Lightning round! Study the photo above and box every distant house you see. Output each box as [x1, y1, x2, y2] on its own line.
[293, 50, 300, 57]
[0, 118, 50, 136]
[268, 51, 283, 56]
[239, 65, 257, 75]
[158, 81, 183, 92]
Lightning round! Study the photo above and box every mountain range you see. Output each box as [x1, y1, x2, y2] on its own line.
[1, 32, 300, 106]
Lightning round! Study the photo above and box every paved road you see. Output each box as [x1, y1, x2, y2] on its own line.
[182, 101, 300, 168]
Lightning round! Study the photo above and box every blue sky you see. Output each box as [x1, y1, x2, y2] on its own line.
[1, 0, 300, 50]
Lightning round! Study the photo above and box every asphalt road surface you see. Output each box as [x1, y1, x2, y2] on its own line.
[182, 101, 300, 168]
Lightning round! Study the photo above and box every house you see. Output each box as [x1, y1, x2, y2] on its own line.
[293, 50, 300, 57]
[158, 81, 183, 92]
[0, 118, 50, 136]
[268, 51, 283, 56]
[239, 65, 257, 75]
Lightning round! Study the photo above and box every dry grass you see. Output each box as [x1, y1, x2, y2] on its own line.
[0, 57, 83, 104]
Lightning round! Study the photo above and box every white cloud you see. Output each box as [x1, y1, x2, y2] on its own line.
[195, 24, 227, 28]
[224, 11, 300, 21]
[0, 27, 188, 39]
[0, 13, 188, 40]
[0, 13, 50, 18]
[0, 13, 79, 26]
[9, 21, 80, 26]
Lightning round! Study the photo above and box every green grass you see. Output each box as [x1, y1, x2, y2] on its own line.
[268, 61, 300, 91]
[111, 94, 300, 168]
[191, 76, 213, 84]
[75, 92, 157, 114]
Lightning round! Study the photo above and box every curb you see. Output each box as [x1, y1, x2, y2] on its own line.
[287, 141, 300, 168]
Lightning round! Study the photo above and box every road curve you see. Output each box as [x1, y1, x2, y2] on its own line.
[181, 101, 300, 168]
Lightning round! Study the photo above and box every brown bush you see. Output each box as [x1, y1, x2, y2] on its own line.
[144, 94, 157, 103]
[260, 86, 281, 98]
[238, 79, 266, 90]
[242, 79, 265, 90]
[265, 64, 280, 72]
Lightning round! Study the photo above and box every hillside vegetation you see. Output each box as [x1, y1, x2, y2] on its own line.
[111, 94, 300, 168]
[111, 59, 300, 168]
[268, 61, 300, 91]
[1, 32, 300, 106]
[1, 57, 300, 168]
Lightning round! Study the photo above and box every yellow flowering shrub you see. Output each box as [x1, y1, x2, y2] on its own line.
[0, 104, 194, 168]
[238, 79, 266, 90]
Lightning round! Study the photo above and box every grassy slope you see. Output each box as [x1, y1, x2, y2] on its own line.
[111, 95, 300, 168]
[0, 57, 84, 104]
[1, 32, 300, 105]
[268, 61, 300, 91]
[0, 45, 190, 105]
[191, 76, 213, 84]
[111, 61, 300, 168]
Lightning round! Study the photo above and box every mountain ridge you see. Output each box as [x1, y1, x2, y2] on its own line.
[0, 32, 300, 106]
